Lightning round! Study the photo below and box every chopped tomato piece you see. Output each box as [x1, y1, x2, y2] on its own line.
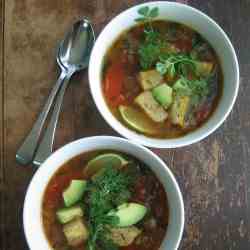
[122, 245, 138, 250]
[196, 105, 211, 124]
[104, 62, 125, 106]
[132, 176, 146, 202]
[45, 170, 83, 205]
[174, 39, 192, 52]
[110, 94, 127, 107]
[105, 63, 124, 98]
[121, 50, 129, 64]
[132, 25, 144, 39]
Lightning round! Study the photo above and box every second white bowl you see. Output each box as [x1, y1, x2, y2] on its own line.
[23, 136, 184, 250]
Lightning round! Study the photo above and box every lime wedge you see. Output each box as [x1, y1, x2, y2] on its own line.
[83, 153, 128, 177]
[119, 105, 159, 135]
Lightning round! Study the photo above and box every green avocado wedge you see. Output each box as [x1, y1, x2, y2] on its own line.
[63, 180, 87, 207]
[152, 84, 173, 109]
[56, 205, 84, 224]
[108, 202, 147, 227]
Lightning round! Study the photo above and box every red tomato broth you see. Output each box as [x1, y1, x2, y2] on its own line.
[42, 151, 169, 250]
[102, 20, 223, 139]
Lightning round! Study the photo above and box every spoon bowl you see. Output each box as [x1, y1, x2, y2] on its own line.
[58, 19, 95, 71]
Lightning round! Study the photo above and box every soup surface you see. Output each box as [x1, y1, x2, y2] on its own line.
[102, 7, 223, 138]
[42, 151, 168, 250]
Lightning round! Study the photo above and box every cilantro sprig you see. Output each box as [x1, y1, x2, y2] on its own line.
[173, 76, 210, 104]
[135, 5, 212, 102]
[135, 6, 165, 69]
[138, 30, 165, 69]
[86, 166, 133, 250]
[135, 6, 159, 23]
[156, 53, 197, 78]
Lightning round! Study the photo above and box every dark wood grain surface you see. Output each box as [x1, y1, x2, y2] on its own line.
[0, 0, 3, 248]
[1, 0, 250, 249]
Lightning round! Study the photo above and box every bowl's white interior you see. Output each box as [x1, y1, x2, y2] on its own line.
[23, 136, 184, 250]
[89, 1, 239, 148]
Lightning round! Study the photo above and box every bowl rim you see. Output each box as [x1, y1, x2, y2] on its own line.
[23, 136, 185, 250]
[88, 1, 240, 148]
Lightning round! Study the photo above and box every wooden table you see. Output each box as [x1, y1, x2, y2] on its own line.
[1, 0, 249, 249]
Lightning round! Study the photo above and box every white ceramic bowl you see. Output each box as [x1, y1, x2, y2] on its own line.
[23, 136, 184, 250]
[89, 1, 239, 148]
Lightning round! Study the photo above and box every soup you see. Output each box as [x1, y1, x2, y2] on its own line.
[102, 6, 223, 138]
[42, 151, 169, 250]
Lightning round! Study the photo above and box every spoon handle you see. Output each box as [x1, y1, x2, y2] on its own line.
[16, 71, 67, 165]
[33, 72, 73, 166]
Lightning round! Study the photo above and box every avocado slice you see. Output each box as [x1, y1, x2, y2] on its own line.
[152, 84, 173, 109]
[108, 203, 147, 227]
[56, 205, 84, 224]
[173, 78, 192, 96]
[63, 180, 87, 207]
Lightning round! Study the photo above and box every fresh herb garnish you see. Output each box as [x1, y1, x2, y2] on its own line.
[138, 30, 164, 70]
[135, 5, 211, 106]
[135, 6, 163, 69]
[156, 53, 197, 78]
[86, 166, 132, 250]
[135, 6, 159, 23]
[135, 7, 160, 69]
[173, 76, 210, 102]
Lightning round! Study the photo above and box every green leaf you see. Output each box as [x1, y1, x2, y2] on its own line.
[169, 64, 176, 78]
[139, 43, 161, 70]
[173, 78, 193, 96]
[155, 53, 199, 78]
[85, 166, 133, 250]
[191, 94, 201, 106]
[149, 7, 159, 18]
[135, 17, 147, 23]
[138, 30, 167, 70]
[173, 77, 210, 100]
[138, 6, 150, 16]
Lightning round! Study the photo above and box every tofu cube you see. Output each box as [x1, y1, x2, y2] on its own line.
[138, 70, 163, 90]
[63, 218, 89, 247]
[110, 226, 142, 247]
[135, 91, 168, 122]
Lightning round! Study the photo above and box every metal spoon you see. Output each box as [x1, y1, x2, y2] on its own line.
[33, 20, 95, 166]
[16, 19, 95, 165]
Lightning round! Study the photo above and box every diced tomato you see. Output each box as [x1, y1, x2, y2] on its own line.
[196, 105, 211, 124]
[104, 62, 125, 107]
[174, 39, 192, 52]
[110, 94, 127, 107]
[45, 170, 83, 205]
[131, 25, 144, 39]
[122, 244, 138, 250]
[121, 50, 129, 64]
[133, 176, 146, 202]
